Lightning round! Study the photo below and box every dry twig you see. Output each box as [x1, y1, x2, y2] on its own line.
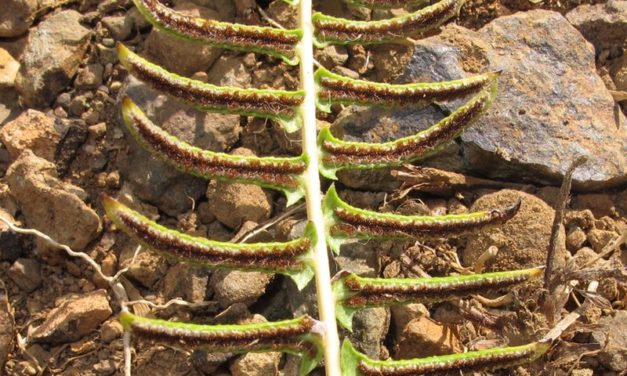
[391, 165, 531, 196]
[544, 156, 587, 291]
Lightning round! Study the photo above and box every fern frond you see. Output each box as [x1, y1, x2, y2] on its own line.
[121, 97, 307, 205]
[315, 66, 498, 112]
[322, 184, 520, 253]
[318, 84, 497, 179]
[342, 0, 430, 9]
[333, 268, 542, 330]
[312, 0, 463, 46]
[120, 311, 323, 376]
[103, 196, 315, 289]
[341, 339, 549, 376]
[131, 0, 302, 65]
[118, 43, 304, 132]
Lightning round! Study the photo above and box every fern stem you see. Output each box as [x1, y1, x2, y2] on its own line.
[298, 0, 342, 374]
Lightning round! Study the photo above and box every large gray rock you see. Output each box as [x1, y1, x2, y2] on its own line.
[15, 10, 91, 107]
[566, 1, 627, 52]
[459, 10, 624, 190]
[6, 151, 102, 252]
[117, 76, 241, 216]
[362, 10, 626, 190]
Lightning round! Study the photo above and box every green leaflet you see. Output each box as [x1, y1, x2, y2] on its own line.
[340, 339, 549, 376]
[322, 184, 520, 254]
[317, 83, 498, 179]
[333, 268, 543, 330]
[342, 0, 430, 9]
[118, 43, 304, 132]
[120, 311, 323, 376]
[121, 96, 307, 206]
[312, 0, 463, 46]
[132, 0, 302, 65]
[315, 66, 498, 112]
[103, 196, 316, 289]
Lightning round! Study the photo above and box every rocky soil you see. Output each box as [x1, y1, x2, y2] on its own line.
[0, 0, 626, 375]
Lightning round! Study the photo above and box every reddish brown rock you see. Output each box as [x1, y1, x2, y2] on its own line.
[29, 290, 112, 344]
[0, 48, 19, 88]
[395, 316, 463, 359]
[6, 151, 101, 252]
[0, 110, 67, 162]
[205, 148, 272, 229]
[210, 270, 271, 308]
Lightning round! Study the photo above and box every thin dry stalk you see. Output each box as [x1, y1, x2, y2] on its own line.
[391, 165, 532, 196]
[544, 156, 587, 291]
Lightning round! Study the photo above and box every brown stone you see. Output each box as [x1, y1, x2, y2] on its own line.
[464, 189, 565, 271]
[15, 11, 91, 107]
[0, 110, 67, 161]
[205, 149, 272, 229]
[6, 151, 102, 252]
[8, 258, 41, 292]
[210, 270, 271, 308]
[0, 0, 37, 37]
[395, 316, 463, 359]
[29, 290, 112, 344]
[566, 1, 627, 52]
[0, 48, 19, 88]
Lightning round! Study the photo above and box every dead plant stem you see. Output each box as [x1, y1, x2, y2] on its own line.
[544, 156, 587, 291]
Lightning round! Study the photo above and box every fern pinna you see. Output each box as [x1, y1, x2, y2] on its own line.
[108, 0, 551, 375]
